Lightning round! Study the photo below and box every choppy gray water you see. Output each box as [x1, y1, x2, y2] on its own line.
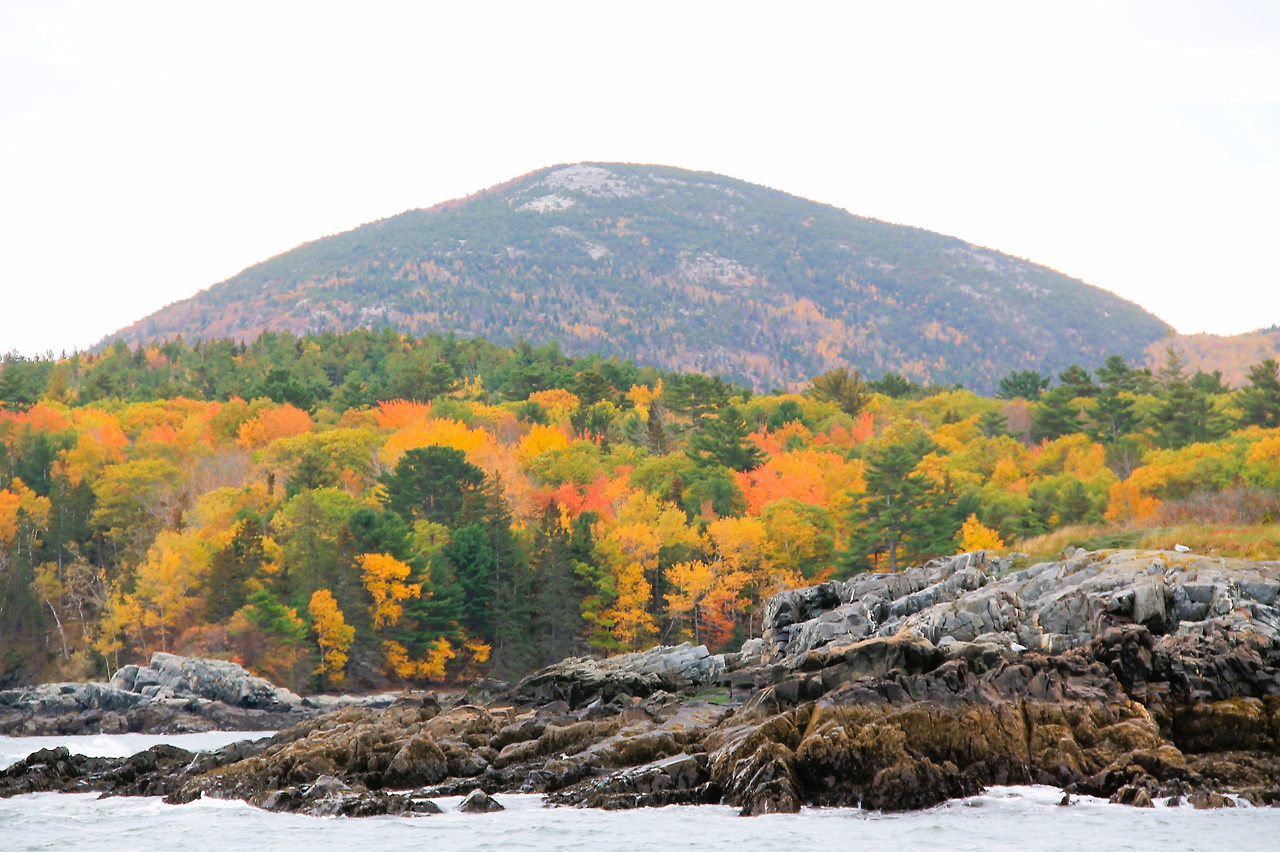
[4, 735, 1279, 852]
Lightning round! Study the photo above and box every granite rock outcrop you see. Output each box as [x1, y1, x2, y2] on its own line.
[3, 549, 1277, 814]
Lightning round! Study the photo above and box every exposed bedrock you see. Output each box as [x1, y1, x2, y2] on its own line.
[3, 549, 1277, 814]
[0, 652, 399, 735]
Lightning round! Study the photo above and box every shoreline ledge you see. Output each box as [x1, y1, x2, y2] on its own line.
[2, 548, 1278, 816]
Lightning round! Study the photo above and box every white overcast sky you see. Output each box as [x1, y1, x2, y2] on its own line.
[2, 0, 1278, 356]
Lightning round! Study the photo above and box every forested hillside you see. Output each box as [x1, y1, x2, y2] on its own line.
[1145, 326, 1280, 389]
[2, 331, 1279, 692]
[104, 163, 1171, 393]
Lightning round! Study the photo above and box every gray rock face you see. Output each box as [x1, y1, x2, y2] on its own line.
[1, 653, 345, 735]
[111, 653, 299, 709]
[760, 550, 1280, 669]
[0, 652, 413, 735]
[504, 642, 725, 709]
[5, 549, 1280, 816]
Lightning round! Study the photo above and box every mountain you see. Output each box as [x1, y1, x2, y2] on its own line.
[1144, 327, 1280, 388]
[105, 163, 1172, 393]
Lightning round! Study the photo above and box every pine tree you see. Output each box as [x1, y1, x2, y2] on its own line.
[528, 508, 592, 665]
[1056, 364, 1096, 398]
[204, 518, 265, 622]
[1239, 358, 1280, 428]
[1153, 346, 1228, 448]
[379, 446, 485, 526]
[809, 367, 869, 417]
[996, 369, 1049, 400]
[1031, 387, 1083, 442]
[845, 429, 957, 573]
[686, 406, 765, 472]
[978, 409, 1008, 438]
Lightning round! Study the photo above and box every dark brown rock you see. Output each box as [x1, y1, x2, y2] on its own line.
[7, 549, 1278, 818]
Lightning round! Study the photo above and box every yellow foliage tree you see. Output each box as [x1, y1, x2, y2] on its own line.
[358, 553, 420, 630]
[603, 561, 656, 650]
[132, 529, 212, 653]
[625, 380, 662, 412]
[516, 423, 570, 463]
[956, 514, 1004, 553]
[527, 388, 580, 421]
[664, 559, 716, 641]
[1243, 433, 1280, 490]
[664, 558, 748, 648]
[309, 589, 354, 689]
[56, 415, 128, 487]
[0, 478, 50, 543]
[704, 515, 801, 634]
[378, 417, 492, 469]
[93, 587, 144, 671]
[383, 638, 456, 682]
[372, 399, 433, 430]
[595, 491, 698, 649]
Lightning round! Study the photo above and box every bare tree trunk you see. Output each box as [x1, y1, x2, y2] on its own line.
[46, 601, 69, 658]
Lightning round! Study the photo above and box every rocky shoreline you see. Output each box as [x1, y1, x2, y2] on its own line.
[3, 548, 1278, 816]
[0, 651, 394, 736]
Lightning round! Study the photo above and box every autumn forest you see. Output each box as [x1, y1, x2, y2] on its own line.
[2, 329, 1279, 692]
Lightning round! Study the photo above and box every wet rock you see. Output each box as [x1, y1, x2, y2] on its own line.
[383, 733, 448, 788]
[1111, 784, 1155, 807]
[457, 788, 504, 812]
[546, 753, 716, 809]
[248, 775, 443, 817]
[1188, 790, 1236, 809]
[6, 549, 1279, 818]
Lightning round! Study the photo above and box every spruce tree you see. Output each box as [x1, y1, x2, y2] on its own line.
[845, 429, 957, 573]
[686, 406, 765, 472]
[1239, 358, 1280, 428]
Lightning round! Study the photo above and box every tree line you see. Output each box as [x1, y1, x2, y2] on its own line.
[1, 332, 1278, 691]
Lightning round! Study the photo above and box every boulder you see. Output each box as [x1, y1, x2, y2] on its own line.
[457, 788, 504, 813]
[383, 733, 449, 788]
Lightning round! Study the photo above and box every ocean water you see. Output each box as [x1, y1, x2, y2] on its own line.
[3, 735, 1279, 852]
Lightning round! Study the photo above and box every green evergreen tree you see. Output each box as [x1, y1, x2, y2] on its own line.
[389, 351, 457, 402]
[686, 406, 765, 472]
[1238, 358, 1280, 428]
[844, 429, 957, 573]
[528, 508, 593, 665]
[1095, 354, 1152, 394]
[996, 369, 1049, 400]
[1153, 346, 1228, 448]
[287, 445, 340, 496]
[446, 524, 497, 640]
[573, 369, 615, 406]
[204, 518, 266, 622]
[379, 447, 485, 526]
[347, 508, 413, 561]
[1056, 364, 1096, 398]
[679, 466, 747, 519]
[808, 367, 869, 417]
[1031, 386, 1083, 442]
[868, 372, 921, 399]
[646, 399, 669, 455]
[978, 408, 1009, 438]
[1089, 388, 1138, 443]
